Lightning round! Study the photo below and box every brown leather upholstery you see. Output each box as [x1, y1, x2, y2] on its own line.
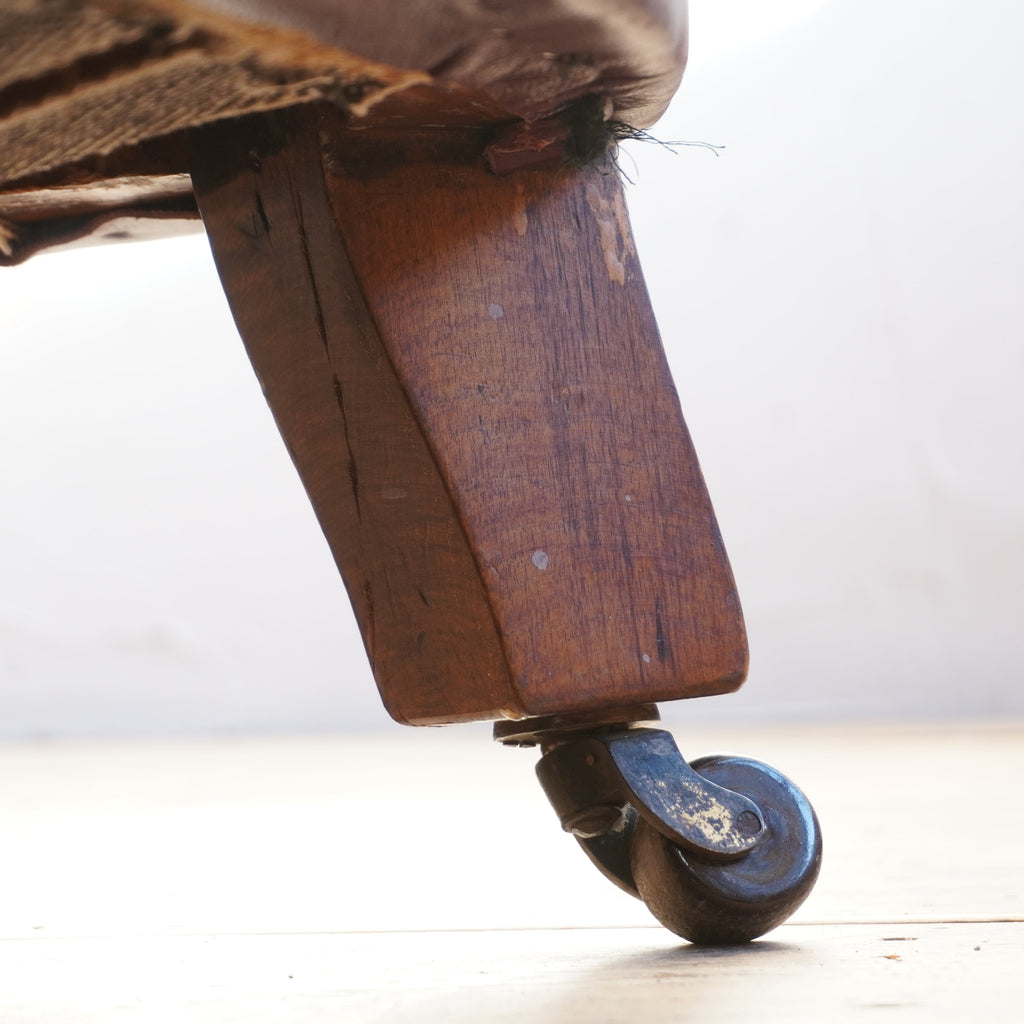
[0, 0, 687, 263]
[202, 0, 688, 127]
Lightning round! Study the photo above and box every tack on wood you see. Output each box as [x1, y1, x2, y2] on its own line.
[193, 105, 747, 725]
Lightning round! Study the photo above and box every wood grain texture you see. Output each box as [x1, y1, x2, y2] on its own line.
[193, 105, 746, 724]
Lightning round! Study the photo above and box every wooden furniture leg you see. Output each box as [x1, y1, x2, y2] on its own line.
[190, 104, 821, 944]
[192, 104, 746, 726]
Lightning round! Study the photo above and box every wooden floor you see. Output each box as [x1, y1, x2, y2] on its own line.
[1, 720, 1020, 1021]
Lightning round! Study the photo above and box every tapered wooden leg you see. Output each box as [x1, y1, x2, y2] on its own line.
[191, 104, 746, 725]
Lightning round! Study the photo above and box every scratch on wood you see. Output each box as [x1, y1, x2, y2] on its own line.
[655, 598, 669, 662]
[290, 180, 331, 357]
[288, 163, 362, 519]
[362, 579, 375, 655]
[620, 539, 634, 571]
[331, 373, 361, 516]
[237, 175, 272, 240]
[253, 186, 271, 235]
[584, 178, 635, 285]
[512, 180, 529, 236]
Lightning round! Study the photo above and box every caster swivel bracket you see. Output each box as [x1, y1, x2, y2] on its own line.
[535, 727, 765, 860]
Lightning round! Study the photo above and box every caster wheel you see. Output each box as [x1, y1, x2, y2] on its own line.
[630, 755, 822, 944]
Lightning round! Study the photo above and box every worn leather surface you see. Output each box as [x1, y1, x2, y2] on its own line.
[0, 0, 687, 262]
[199, 0, 689, 128]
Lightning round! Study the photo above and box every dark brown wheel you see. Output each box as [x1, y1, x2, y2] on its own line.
[630, 755, 822, 944]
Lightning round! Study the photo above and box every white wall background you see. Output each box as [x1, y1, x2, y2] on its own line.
[2, 0, 1021, 739]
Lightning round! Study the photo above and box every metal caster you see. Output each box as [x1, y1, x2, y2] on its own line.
[496, 706, 822, 944]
